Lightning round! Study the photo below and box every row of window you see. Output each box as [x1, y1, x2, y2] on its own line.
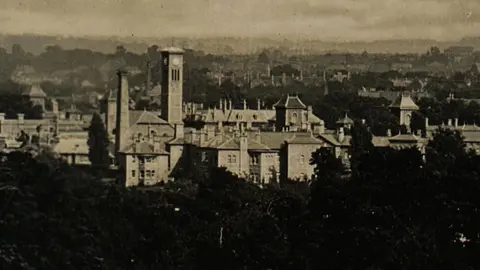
[227, 155, 237, 163]
[132, 156, 156, 163]
[171, 69, 181, 81]
[131, 170, 156, 178]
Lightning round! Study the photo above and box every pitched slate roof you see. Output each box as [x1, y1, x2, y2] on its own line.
[389, 94, 419, 110]
[286, 132, 324, 144]
[388, 133, 423, 142]
[133, 110, 168, 125]
[273, 94, 307, 109]
[22, 84, 47, 98]
[336, 113, 354, 125]
[121, 141, 169, 155]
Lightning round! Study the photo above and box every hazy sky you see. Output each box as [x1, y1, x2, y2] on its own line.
[0, 0, 479, 41]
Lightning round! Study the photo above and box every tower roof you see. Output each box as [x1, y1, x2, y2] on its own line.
[336, 113, 354, 125]
[161, 47, 185, 54]
[22, 84, 47, 98]
[389, 93, 419, 110]
[273, 94, 307, 109]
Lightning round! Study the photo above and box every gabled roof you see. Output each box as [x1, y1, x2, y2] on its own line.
[273, 94, 307, 109]
[133, 110, 168, 125]
[389, 94, 419, 110]
[121, 141, 169, 155]
[22, 84, 47, 98]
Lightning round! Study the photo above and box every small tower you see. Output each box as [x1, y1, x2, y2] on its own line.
[273, 94, 307, 132]
[389, 92, 419, 126]
[22, 84, 47, 111]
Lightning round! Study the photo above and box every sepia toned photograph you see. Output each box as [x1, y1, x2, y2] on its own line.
[1, 0, 480, 269]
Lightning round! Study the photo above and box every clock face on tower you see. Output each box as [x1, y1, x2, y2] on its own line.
[172, 57, 180, 66]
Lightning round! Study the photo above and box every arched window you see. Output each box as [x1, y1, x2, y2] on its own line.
[227, 155, 232, 163]
[299, 155, 305, 164]
[150, 130, 157, 136]
[231, 155, 237, 163]
[291, 112, 298, 123]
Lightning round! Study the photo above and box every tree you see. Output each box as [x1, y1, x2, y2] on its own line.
[349, 121, 374, 177]
[87, 113, 110, 170]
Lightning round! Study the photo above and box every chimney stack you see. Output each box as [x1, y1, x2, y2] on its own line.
[199, 129, 206, 146]
[454, 118, 459, 128]
[115, 69, 130, 155]
[243, 99, 247, 110]
[447, 119, 452, 126]
[228, 99, 232, 110]
[219, 99, 224, 110]
[337, 127, 345, 143]
[387, 129, 392, 137]
[257, 99, 261, 110]
[223, 99, 228, 111]
[174, 124, 184, 139]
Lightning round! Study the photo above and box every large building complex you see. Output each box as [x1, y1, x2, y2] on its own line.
[99, 47, 480, 187]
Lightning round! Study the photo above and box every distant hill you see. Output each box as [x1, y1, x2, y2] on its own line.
[0, 33, 479, 55]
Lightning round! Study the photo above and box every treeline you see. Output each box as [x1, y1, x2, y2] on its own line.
[2, 126, 480, 269]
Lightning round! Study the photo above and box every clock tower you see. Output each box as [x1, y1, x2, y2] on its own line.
[160, 47, 185, 124]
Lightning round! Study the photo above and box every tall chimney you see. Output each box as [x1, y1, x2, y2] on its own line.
[219, 99, 224, 110]
[257, 99, 261, 110]
[115, 69, 130, 155]
[228, 99, 232, 110]
[454, 118, 459, 128]
[223, 99, 228, 111]
[447, 119, 452, 126]
[425, 117, 429, 128]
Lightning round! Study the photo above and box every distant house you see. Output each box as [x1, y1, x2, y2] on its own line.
[444, 46, 474, 57]
[391, 62, 413, 73]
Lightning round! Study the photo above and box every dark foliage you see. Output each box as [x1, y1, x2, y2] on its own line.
[87, 113, 111, 170]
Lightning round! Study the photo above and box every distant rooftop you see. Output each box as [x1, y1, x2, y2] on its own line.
[161, 47, 185, 54]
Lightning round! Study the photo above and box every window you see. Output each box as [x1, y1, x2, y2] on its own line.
[299, 155, 305, 165]
[146, 157, 152, 163]
[250, 155, 258, 165]
[172, 69, 180, 81]
[146, 170, 151, 178]
[291, 112, 298, 122]
[140, 171, 145, 179]
[231, 155, 237, 163]
[132, 156, 136, 163]
[227, 155, 232, 163]
[131, 170, 136, 177]
[151, 170, 156, 177]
